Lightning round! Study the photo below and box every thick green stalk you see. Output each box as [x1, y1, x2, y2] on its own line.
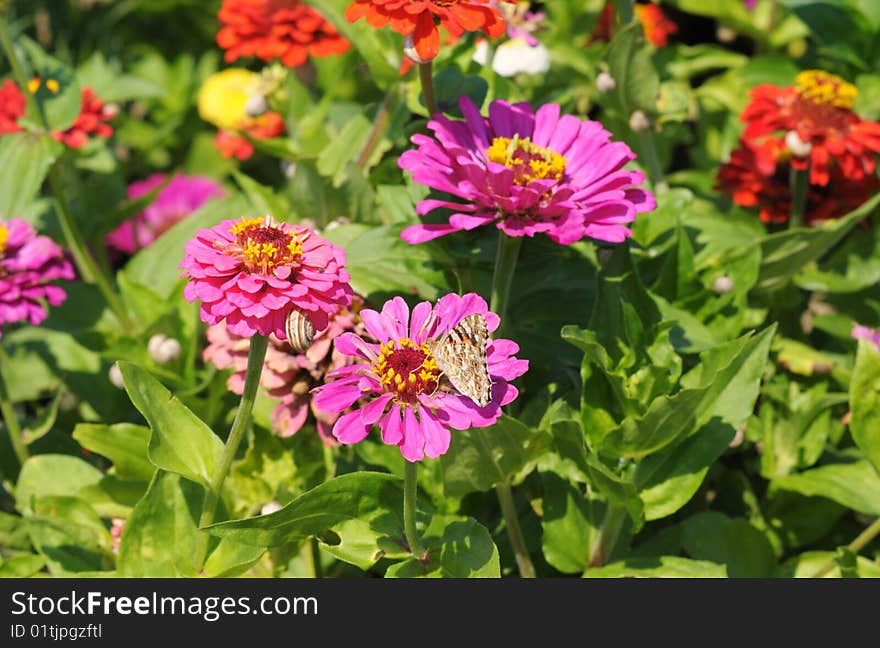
[0, 18, 134, 330]
[403, 459, 427, 560]
[789, 166, 809, 229]
[811, 517, 880, 578]
[309, 537, 323, 579]
[496, 481, 536, 578]
[588, 505, 626, 568]
[194, 334, 269, 572]
[0, 346, 28, 467]
[356, 89, 397, 170]
[418, 61, 440, 116]
[488, 232, 536, 577]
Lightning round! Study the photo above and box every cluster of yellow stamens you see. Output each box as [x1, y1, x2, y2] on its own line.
[0, 224, 8, 257]
[486, 134, 566, 186]
[374, 338, 440, 405]
[227, 216, 303, 274]
[27, 77, 60, 94]
[795, 70, 858, 110]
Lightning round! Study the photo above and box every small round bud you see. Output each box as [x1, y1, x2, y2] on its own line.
[109, 362, 125, 389]
[785, 130, 812, 158]
[58, 390, 79, 412]
[628, 109, 651, 133]
[281, 160, 297, 179]
[403, 34, 432, 64]
[147, 333, 167, 359]
[158, 338, 182, 364]
[716, 25, 736, 44]
[103, 102, 120, 119]
[245, 93, 268, 118]
[712, 275, 734, 295]
[261, 501, 282, 516]
[595, 71, 617, 93]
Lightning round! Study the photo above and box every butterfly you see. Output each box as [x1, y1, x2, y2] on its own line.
[285, 307, 314, 354]
[427, 313, 492, 407]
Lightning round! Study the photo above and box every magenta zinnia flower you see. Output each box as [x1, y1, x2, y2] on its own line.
[313, 293, 528, 462]
[180, 216, 352, 338]
[107, 173, 225, 254]
[204, 297, 366, 442]
[0, 219, 74, 337]
[852, 324, 880, 352]
[398, 97, 655, 246]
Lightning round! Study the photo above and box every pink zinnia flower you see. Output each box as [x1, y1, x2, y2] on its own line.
[204, 297, 366, 442]
[313, 293, 528, 462]
[180, 216, 352, 338]
[398, 97, 655, 245]
[0, 219, 74, 337]
[107, 174, 226, 254]
[852, 324, 880, 352]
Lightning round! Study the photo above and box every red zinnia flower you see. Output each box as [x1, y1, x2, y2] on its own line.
[217, 0, 350, 68]
[741, 70, 880, 186]
[0, 79, 25, 135]
[635, 3, 677, 47]
[215, 111, 286, 160]
[717, 137, 880, 225]
[52, 87, 115, 149]
[345, 0, 513, 61]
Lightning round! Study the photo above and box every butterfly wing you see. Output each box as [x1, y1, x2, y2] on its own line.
[432, 313, 492, 407]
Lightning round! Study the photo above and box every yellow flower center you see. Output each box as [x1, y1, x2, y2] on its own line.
[227, 216, 303, 274]
[374, 338, 440, 405]
[795, 70, 857, 110]
[28, 77, 60, 94]
[0, 224, 8, 257]
[486, 135, 566, 186]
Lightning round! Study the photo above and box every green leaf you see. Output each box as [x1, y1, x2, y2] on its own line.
[850, 341, 880, 473]
[680, 512, 776, 578]
[384, 517, 500, 578]
[28, 496, 114, 576]
[18, 36, 82, 131]
[0, 132, 60, 220]
[583, 556, 726, 578]
[439, 415, 550, 497]
[0, 554, 46, 578]
[540, 472, 604, 574]
[118, 362, 223, 488]
[777, 551, 880, 578]
[72, 423, 155, 482]
[205, 472, 411, 571]
[433, 67, 489, 116]
[233, 172, 290, 218]
[771, 458, 880, 515]
[76, 51, 166, 103]
[117, 471, 202, 577]
[606, 21, 660, 114]
[0, 511, 32, 551]
[15, 454, 103, 516]
[316, 114, 372, 186]
[753, 192, 880, 292]
[202, 538, 266, 578]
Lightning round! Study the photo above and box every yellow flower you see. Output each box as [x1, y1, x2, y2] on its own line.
[197, 68, 259, 130]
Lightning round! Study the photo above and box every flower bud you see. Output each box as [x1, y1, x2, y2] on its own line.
[403, 34, 432, 64]
[148, 333, 181, 364]
[716, 25, 736, 44]
[785, 130, 812, 158]
[245, 93, 268, 118]
[109, 362, 125, 389]
[628, 109, 651, 133]
[713, 275, 734, 295]
[595, 71, 617, 93]
[261, 501, 282, 516]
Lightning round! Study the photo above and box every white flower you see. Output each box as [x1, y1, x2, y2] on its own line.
[474, 37, 550, 77]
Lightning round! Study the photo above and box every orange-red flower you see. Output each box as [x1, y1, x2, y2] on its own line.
[215, 111, 286, 160]
[0, 79, 25, 135]
[741, 71, 880, 187]
[52, 87, 115, 149]
[717, 137, 880, 225]
[217, 0, 350, 68]
[635, 2, 677, 47]
[345, 0, 512, 61]
[591, 2, 677, 47]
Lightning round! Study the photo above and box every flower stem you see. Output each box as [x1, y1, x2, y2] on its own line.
[488, 232, 536, 578]
[789, 166, 809, 229]
[0, 18, 134, 331]
[588, 505, 626, 568]
[356, 89, 397, 170]
[309, 536, 323, 579]
[496, 481, 536, 578]
[489, 232, 523, 337]
[811, 517, 880, 578]
[418, 61, 440, 116]
[403, 459, 427, 560]
[194, 333, 269, 572]
[613, 0, 635, 25]
[0, 346, 28, 467]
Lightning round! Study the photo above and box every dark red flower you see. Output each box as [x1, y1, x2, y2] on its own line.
[0, 79, 26, 135]
[52, 87, 115, 149]
[217, 0, 350, 68]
